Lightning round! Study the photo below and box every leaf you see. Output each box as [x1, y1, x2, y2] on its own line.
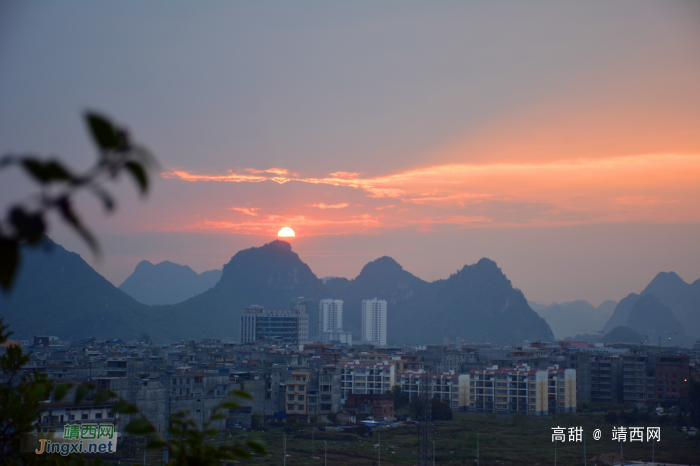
[9, 207, 45, 243]
[131, 145, 160, 170]
[94, 390, 116, 404]
[125, 418, 156, 435]
[124, 161, 148, 195]
[21, 158, 73, 184]
[112, 400, 139, 414]
[145, 434, 167, 449]
[0, 237, 18, 290]
[85, 112, 119, 150]
[54, 383, 73, 401]
[220, 402, 241, 410]
[246, 440, 266, 456]
[89, 186, 115, 212]
[56, 197, 100, 255]
[229, 446, 252, 460]
[74, 384, 90, 403]
[232, 390, 253, 400]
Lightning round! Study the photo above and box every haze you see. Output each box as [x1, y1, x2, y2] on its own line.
[1, 1, 699, 305]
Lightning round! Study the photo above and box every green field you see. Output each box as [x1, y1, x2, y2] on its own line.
[152, 412, 696, 466]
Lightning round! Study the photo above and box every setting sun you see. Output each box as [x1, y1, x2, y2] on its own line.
[277, 227, 295, 237]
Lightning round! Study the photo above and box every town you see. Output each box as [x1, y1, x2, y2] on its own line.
[3, 298, 697, 442]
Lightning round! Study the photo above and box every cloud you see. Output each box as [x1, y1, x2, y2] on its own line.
[160, 153, 700, 235]
[306, 203, 349, 209]
[228, 207, 261, 216]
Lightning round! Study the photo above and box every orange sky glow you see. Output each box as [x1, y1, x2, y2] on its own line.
[161, 153, 700, 236]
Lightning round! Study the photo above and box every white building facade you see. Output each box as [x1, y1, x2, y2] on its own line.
[361, 298, 387, 347]
[318, 299, 353, 344]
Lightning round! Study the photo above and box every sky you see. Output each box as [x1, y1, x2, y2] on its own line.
[1, 1, 699, 306]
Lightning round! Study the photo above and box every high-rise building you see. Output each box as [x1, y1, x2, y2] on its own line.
[318, 299, 352, 344]
[240, 305, 309, 344]
[319, 299, 343, 333]
[361, 298, 387, 347]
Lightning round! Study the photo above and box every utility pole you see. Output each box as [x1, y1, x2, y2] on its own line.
[312, 428, 315, 466]
[430, 439, 435, 466]
[378, 434, 381, 466]
[477, 433, 479, 466]
[283, 433, 286, 466]
[324, 440, 327, 466]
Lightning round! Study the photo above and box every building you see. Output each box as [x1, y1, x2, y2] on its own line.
[340, 362, 395, 399]
[319, 299, 343, 333]
[655, 355, 691, 406]
[240, 306, 309, 345]
[398, 370, 470, 410]
[361, 298, 387, 347]
[285, 370, 310, 419]
[318, 299, 353, 344]
[343, 393, 395, 421]
[468, 364, 576, 416]
[622, 352, 657, 405]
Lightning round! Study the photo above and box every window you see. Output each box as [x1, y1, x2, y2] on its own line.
[298, 395, 305, 401]
[288, 404, 295, 410]
[95, 413, 102, 419]
[82, 413, 89, 420]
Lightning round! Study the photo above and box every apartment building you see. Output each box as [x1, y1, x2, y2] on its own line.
[656, 355, 691, 405]
[622, 352, 657, 405]
[397, 370, 469, 410]
[361, 298, 387, 347]
[285, 370, 310, 418]
[468, 364, 576, 416]
[340, 362, 395, 399]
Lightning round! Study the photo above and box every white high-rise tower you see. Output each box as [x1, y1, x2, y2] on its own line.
[318, 299, 353, 344]
[361, 298, 387, 347]
[319, 299, 343, 333]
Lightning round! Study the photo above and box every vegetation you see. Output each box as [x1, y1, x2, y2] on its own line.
[0, 112, 156, 291]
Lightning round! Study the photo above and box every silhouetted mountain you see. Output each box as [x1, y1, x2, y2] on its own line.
[326, 257, 553, 345]
[0, 238, 147, 340]
[531, 300, 616, 339]
[152, 240, 322, 341]
[625, 294, 687, 345]
[603, 293, 640, 333]
[119, 260, 222, 305]
[2, 239, 553, 345]
[603, 271, 700, 338]
[601, 326, 644, 344]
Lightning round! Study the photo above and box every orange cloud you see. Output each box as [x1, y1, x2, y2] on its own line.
[161, 153, 700, 235]
[306, 203, 349, 209]
[228, 207, 261, 216]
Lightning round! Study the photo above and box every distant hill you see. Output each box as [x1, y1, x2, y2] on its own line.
[119, 260, 222, 305]
[0, 238, 148, 340]
[325, 257, 554, 345]
[603, 271, 700, 339]
[601, 326, 644, 344]
[1, 239, 554, 345]
[625, 294, 688, 345]
[530, 300, 616, 339]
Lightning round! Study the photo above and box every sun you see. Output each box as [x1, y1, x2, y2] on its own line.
[277, 227, 295, 237]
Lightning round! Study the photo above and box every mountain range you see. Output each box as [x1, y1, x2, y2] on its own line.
[602, 271, 700, 345]
[119, 260, 221, 305]
[529, 300, 617, 340]
[0, 238, 554, 345]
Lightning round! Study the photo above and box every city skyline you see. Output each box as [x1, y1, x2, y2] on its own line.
[1, 1, 699, 306]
